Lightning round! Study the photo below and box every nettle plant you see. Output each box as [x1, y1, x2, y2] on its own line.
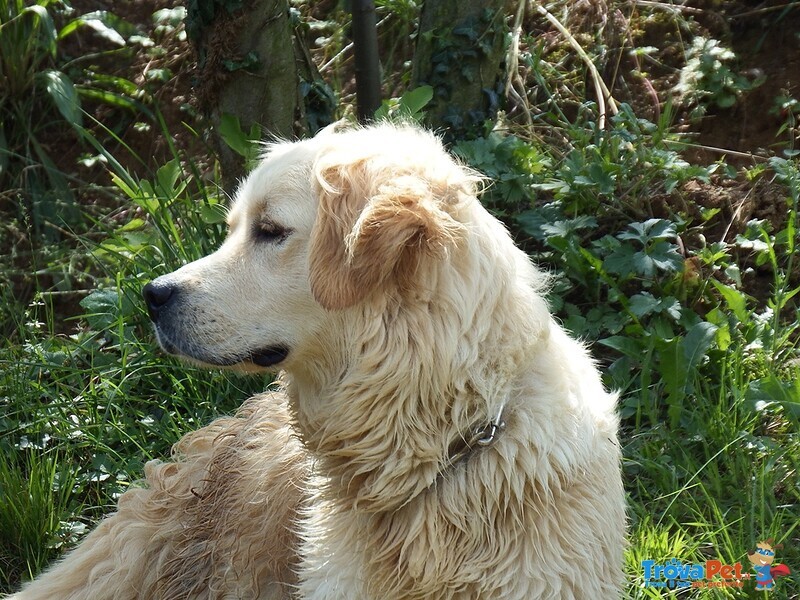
[457, 106, 799, 432]
[673, 36, 761, 117]
[518, 207, 711, 428]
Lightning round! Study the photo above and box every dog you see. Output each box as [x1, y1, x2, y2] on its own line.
[11, 123, 626, 599]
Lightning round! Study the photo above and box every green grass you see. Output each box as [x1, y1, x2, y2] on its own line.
[0, 115, 270, 591]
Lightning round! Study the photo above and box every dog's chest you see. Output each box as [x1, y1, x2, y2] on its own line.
[296, 497, 371, 600]
[297, 527, 369, 600]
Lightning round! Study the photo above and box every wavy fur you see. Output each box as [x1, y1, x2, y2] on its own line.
[12, 123, 625, 600]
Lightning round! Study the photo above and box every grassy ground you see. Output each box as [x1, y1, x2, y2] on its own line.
[2, 1, 800, 598]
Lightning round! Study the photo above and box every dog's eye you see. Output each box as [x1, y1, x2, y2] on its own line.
[254, 222, 291, 244]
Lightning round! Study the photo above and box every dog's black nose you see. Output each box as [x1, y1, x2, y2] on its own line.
[142, 281, 176, 322]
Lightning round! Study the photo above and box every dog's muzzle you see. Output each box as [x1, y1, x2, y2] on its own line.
[142, 280, 290, 368]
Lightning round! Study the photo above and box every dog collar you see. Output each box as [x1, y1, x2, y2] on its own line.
[444, 403, 507, 468]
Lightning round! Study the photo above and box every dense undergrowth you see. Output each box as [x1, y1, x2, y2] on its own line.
[2, 1, 799, 598]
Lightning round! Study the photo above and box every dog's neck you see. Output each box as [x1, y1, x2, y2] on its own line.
[442, 402, 507, 471]
[286, 351, 515, 513]
[285, 243, 548, 512]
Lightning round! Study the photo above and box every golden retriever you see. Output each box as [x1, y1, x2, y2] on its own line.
[11, 123, 626, 599]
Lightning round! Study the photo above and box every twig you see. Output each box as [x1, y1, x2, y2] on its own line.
[731, 2, 799, 20]
[633, 0, 705, 16]
[720, 184, 755, 245]
[319, 42, 354, 73]
[319, 15, 392, 74]
[669, 140, 770, 162]
[505, 1, 533, 127]
[531, 2, 618, 128]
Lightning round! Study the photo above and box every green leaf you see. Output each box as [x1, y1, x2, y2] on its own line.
[79, 289, 126, 330]
[618, 219, 676, 244]
[83, 72, 140, 95]
[647, 240, 684, 273]
[375, 85, 434, 122]
[603, 243, 638, 277]
[682, 321, 717, 367]
[77, 88, 151, 118]
[710, 279, 749, 323]
[110, 173, 138, 200]
[745, 375, 800, 421]
[705, 308, 732, 351]
[398, 85, 433, 116]
[156, 159, 182, 196]
[39, 70, 82, 126]
[540, 216, 597, 238]
[18, 5, 58, 57]
[60, 12, 126, 46]
[598, 335, 642, 359]
[586, 162, 616, 195]
[715, 93, 737, 109]
[629, 293, 681, 320]
[200, 202, 227, 224]
[218, 113, 261, 163]
[654, 336, 686, 428]
[118, 218, 146, 232]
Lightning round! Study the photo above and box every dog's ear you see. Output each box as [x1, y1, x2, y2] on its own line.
[309, 158, 468, 310]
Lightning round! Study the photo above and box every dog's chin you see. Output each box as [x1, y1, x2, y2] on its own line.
[154, 330, 289, 371]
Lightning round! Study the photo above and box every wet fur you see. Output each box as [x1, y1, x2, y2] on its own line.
[12, 124, 626, 599]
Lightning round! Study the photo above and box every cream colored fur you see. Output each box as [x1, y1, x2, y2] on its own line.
[11, 123, 626, 600]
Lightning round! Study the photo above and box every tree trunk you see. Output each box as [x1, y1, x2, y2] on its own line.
[188, 0, 299, 191]
[411, 0, 510, 136]
[351, 0, 382, 122]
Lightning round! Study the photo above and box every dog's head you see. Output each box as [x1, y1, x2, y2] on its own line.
[142, 124, 480, 374]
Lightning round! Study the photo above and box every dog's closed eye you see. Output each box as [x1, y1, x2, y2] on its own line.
[254, 220, 292, 244]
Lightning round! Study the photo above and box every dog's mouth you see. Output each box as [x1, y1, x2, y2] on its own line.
[248, 346, 290, 367]
[155, 328, 289, 369]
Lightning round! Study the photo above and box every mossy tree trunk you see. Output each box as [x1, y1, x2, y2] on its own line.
[411, 0, 510, 135]
[187, 0, 299, 191]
